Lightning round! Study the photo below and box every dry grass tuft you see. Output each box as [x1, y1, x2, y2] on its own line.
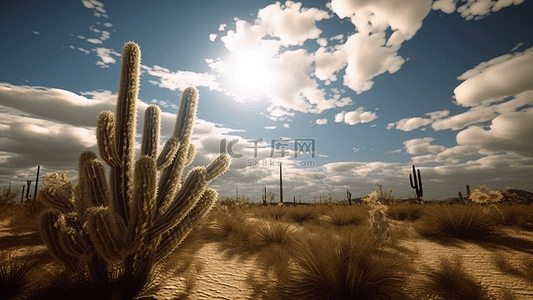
[415, 205, 499, 243]
[413, 255, 493, 300]
[277, 230, 410, 300]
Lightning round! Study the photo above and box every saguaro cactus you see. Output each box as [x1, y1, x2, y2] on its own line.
[38, 42, 230, 293]
[409, 165, 423, 203]
[279, 162, 283, 205]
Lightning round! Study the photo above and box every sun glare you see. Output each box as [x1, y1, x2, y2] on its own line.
[227, 50, 274, 95]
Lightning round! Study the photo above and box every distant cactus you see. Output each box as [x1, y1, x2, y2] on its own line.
[347, 190, 352, 205]
[458, 184, 471, 204]
[38, 42, 230, 293]
[409, 165, 423, 203]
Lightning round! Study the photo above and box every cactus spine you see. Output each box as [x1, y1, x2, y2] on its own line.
[409, 165, 423, 203]
[39, 42, 231, 288]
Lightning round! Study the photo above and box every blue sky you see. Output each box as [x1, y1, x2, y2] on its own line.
[1, 0, 532, 202]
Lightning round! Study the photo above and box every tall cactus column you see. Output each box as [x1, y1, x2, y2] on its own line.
[39, 42, 231, 290]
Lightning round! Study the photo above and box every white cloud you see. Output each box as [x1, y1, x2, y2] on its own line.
[456, 108, 533, 157]
[94, 47, 120, 68]
[395, 117, 432, 131]
[141, 65, 222, 92]
[432, 0, 457, 14]
[283, 123, 290, 128]
[342, 32, 405, 94]
[218, 23, 227, 31]
[454, 47, 533, 106]
[335, 107, 377, 125]
[404, 137, 446, 154]
[315, 118, 328, 125]
[425, 110, 450, 119]
[103, 22, 112, 27]
[257, 1, 330, 46]
[457, 0, 525, 20]
[264, 126, 277, 130]
[209, 34, 217, 42]
[87, 38, 102, 44]
[32, 31, 40, 35]
[330, 0, 432, 44]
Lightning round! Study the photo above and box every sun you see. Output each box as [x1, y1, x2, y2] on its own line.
[227, 50, 274, 95]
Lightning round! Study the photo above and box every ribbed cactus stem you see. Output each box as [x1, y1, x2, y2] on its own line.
[127, 156, 157, 250]
[155, 188, 218, 263]
[156, 137, 180, 170]
[112, 41, 141, 226]
[173, 87, 198, 143]
[409, 165, 423, 202]
[87, 207, 127, 262]
[149, 167, 208, 238]
[141, 105, 161, 158]
[78, 151, 111, 208]
[56, 213, 91, 258]
[205, 154, 231, 181]
[41, 211, 81, 272]
[97, 111, 120, 167]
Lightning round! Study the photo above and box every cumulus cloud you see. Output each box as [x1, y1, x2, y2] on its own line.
[94, 47, 120, 68]
[456, 0, 525, 21]
[404, 137, 446, 154]
[432, 0, 456, 14]
[433, 90, 533, 131]
[392, 117, 432, 131]
[330, 0, 432, 44]
[315, 118, 328, 125]
[257, 1, 330, 46]
[456, 108, 533, 157]
[209, 34, 217, 42]
[141, 65, 222, 92]
[327, 0, 431, 94]
[454, 47, 533, 106]
[334, 107, 377, 125]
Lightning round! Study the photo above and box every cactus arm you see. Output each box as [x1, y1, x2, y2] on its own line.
[173, 87, 198, 144]
[56, 213, 92, 258]
[127, 156, 157, 251]
[156, 137, 180, 170]
[149, 167, 208, 238]
[78, 151, 111, 208]
[156, 142, 191, 214]
[141, 105, 161, 158]
[155, 188, 217, 263]
[97, 111, 120, 167]
[40, 211, 82, 272]
[205, 154, 231, 181]
[112, 41, 141, 226]
[87, 207, 127, 263]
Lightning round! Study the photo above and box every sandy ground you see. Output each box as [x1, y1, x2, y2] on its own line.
[2, 219, 533, 299]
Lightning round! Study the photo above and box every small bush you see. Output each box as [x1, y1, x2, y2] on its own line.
[415, 205, 498, 242]
[323, 205, 366, 227]
[251, 221, 294, 249]
[278, 230, 410, 300]
[0, 251, 35, 299]
[285, 206, 319, 223]
[387, 203, 424, 221]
